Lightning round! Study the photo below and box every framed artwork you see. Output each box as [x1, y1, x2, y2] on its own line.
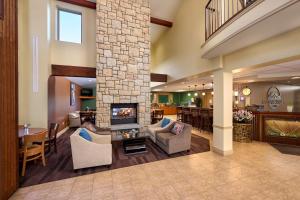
[70, 82, 76, 106]
[0, 0, 3, 20]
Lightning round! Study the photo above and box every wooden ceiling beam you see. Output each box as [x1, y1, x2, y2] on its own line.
[150, 17, 173, 28]
[151, 73, 168, 82]
[57, 1, 173, 28]
[58, 0, 96, 9]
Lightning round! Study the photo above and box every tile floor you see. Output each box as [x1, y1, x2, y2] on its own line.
[10, 129, 300, 200]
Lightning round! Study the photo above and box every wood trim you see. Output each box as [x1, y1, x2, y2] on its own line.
[51, 65, 96, 78]
[0, 0, 19, 198]
[150, 73, 168, 82]
[0, 0, 3, 20]
[252, 112, 300, 146]
[57, 0, 96, 9]
[150, 17, 173, 28]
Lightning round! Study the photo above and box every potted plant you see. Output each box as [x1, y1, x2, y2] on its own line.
[233, 110, 253, 142]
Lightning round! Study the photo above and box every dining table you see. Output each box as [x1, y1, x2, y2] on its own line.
[18, 125, 48, 138]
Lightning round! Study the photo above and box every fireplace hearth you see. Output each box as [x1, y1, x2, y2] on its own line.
[111, 103, 138, 125]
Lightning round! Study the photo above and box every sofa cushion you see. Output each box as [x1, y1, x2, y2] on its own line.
[161, 118, 171, 128]
[156, 132, 174, 146]
[79, 129, 92, 142]
[171, 123, 185, 135]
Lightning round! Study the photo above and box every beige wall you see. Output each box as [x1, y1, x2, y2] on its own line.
[18, 0, 51, 128]
[235, 82, 300, 112]
[50, 1, 96, 67]
[151, 1, 300, 82]
[151, 0, 220, 82]
[18, 0, 96, 128]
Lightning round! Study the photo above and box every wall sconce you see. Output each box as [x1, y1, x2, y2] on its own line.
[32, 36, 39, 93]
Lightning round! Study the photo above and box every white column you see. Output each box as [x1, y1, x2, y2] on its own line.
[212, 69, 233, 156]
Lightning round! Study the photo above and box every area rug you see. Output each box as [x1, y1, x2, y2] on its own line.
[20, 128, 210, 187]
[271, 143, 300, 156]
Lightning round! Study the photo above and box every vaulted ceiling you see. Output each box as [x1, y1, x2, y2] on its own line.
[150, 0, 181, 44]
[84, 0, 182, 44]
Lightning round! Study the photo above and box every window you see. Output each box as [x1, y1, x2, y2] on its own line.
[57, 8, 82, 44]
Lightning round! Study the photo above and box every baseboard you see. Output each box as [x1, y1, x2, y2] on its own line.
[212, 146, 233, 156]
[57, 126, 69, 138]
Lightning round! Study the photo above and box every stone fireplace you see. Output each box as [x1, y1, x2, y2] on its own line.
[96, 0, 151, 128]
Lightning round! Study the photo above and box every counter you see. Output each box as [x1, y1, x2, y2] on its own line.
[252, 111, 300, 146]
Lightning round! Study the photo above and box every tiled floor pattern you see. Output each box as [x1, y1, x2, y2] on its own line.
[11, 130, 300, 200]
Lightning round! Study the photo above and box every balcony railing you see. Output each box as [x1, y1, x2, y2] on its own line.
[205, 0, 257, 40]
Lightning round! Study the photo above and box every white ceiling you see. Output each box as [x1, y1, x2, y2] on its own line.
[152, 60, 300, 92]
[66, 77, 96, 88]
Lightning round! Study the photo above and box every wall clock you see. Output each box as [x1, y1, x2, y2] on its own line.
[242, 86, 251, 96]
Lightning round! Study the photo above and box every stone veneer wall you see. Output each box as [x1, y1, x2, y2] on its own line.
[96, 0, 151, 128]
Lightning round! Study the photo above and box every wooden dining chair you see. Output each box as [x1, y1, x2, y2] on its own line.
[152, 109, 164, 124]
[21, 131, 47, 176]
[45, 123, 59, 154]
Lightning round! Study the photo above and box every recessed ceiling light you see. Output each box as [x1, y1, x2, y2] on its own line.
[152, 89, 162, 92]
[210, 75, 214, 78]
[291, 77, 300, 79]
[89, 79, 92, 82]
[247, 80, 255, 83]
[176, 90, 186, 92]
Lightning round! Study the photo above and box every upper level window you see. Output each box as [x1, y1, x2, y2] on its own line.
[57, 8, 82, 44]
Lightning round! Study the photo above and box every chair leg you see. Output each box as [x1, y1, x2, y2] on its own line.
[54, 142, 57, 153]
[22, 156, 27, 176]
[42, 152, 46, 166]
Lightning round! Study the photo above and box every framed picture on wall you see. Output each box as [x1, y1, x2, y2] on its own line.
[70, 82, 76, 106]
[0, 0, 4, 20]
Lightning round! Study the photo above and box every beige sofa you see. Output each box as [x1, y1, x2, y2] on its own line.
[147, 120, 192, 154]
[70, 128, 112, 169]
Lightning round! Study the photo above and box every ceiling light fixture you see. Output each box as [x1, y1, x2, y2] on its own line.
[202, 84, 206, 96]
[194, 85, 198, 96]
[187, 86, 191, 96]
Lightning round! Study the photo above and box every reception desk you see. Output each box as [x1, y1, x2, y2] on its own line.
[252, 111, 300, 146]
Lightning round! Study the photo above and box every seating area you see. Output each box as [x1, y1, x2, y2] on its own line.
[3, 0, 300, 199]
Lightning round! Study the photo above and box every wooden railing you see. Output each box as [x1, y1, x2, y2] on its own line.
[205, 0, 257, 40]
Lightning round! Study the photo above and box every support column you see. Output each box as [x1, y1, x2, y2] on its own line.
[212, 69, 233, 156]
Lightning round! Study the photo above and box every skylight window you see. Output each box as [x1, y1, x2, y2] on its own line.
[57, 8, 82, 44]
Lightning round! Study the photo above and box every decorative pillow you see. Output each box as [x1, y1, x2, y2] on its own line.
[171, 123, 185, 135]
[79, 129, 92, 142]
[161, 118, 171, 128]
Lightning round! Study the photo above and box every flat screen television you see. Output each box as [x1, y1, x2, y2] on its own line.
[81, 88, 93, 96]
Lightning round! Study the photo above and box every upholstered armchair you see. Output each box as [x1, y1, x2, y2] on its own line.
[70, 128, 112, 169]
[147, 119, 175, 142]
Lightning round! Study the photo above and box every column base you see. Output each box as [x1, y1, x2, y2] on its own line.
[212, 146, 233, 156]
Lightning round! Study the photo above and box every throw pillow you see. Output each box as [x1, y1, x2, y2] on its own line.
[161, 118, 171, 128]
[171, 123, 185, 135]
[79, 129, 92, 142]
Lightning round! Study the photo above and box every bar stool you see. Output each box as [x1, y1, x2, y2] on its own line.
[176, 107, 183, 121]
[208, 109, 213, 133]
[182, 107, 192, 124]
[191, 108, 200, 128]
[200, 109, 210, 131]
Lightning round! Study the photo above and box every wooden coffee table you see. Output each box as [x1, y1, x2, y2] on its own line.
[122, 132, 148, 154]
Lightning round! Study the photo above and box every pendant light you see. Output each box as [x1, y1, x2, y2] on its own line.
[194, 85, 198, 96]
[202, 84, 206, 96]
[187, 86, 191, 96]
[211, 82, 214, 95]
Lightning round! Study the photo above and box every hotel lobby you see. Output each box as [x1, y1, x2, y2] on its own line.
[1, 0, 300, 199]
